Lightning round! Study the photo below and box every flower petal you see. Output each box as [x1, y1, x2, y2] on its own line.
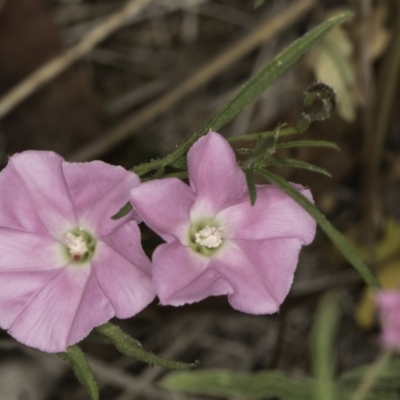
[218, 184, 316, 244]
[8, 266, 93, 353]
[376, 291, 400, 351]
[7, 151, 77, 237]
[213, 238, 303, 314]
[153, 242, 231, 306]
[62, 161, 141, 237]
[0, 151, 75, 237]
[188, 132, 247, 218]
[93, 222, 155, 318]
[0, 270, 61, 329]
[130, 178, 195, 242]
[0, 228, 65, 272]
[65, 268, 115, 347]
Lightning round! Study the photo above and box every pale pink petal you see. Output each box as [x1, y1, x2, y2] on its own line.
[63, 161, 141, 237]
[0, 160, 49, 236]
[188, 132, 247, 218]
[0, 228, 65, 272]
[65, 268, 115, 347]
[8, 266, 92, 353]
[152, 242, 231, 305]
[0, 270, 61, 329]
[93, 222, 155, 318]
[376, 291, 400, 351]
[218, 184, 316, 244]
[130, 178, 195, 242]
[7, 151, 77, 237]
[212, 239, 303, 314]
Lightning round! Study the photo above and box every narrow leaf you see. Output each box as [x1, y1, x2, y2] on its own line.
[161, 369, 314, 400]
[311, 292, 341, 400]
[96, 322, 199, 370]
[276, 140, 340, 150]
[198, 11, 354, 136]
[58, 345, 99, 400]
[111, 201, 132, 220]
[245, 168, 257, 205]
[160, 369, 387, 400]
[256, 169, 380, 289]
[133, 12, 352, 178]
[270, 157, 332, 177]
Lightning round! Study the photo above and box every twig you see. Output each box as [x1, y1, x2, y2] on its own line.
[360, 0, 378, 259]
[68, 0, 315, 161]
[0, 0, 153, 119]
[0, 0, 6, 13]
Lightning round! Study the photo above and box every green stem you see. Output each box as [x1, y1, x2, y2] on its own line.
[350, 350, 392, 400]
[132, 132, 201, 176]
[133, 125, 302, 177]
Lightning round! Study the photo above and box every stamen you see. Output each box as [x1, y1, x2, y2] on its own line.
[194, 226, 223, 248]
[65, 232, 88, 261]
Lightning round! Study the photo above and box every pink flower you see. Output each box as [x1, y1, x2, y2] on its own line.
[376, 290, 400, 351]
[130, 131, 316, 314]
[0, 151, 155, 353]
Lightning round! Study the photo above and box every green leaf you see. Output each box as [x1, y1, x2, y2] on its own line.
[311, 292, 341, 400]
[161, 369, 314, 400]
[133, 12, 353, 178]
[254, 0, 266, 8]
[245, 168, 257, 205]
[160, 369, 389, 400]
[276, 140, 340, 151]
[269, 157, 332, 177]
[96, 322, 199, 370]
[111, 201, 132, 220]
[256, 169, 380, 289]
[58, 345, 99, 400]
[198, 11, 354, 136]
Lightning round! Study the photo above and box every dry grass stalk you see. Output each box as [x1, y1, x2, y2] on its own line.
[69, 0, 316, 161]
[0, 0, 153, 119]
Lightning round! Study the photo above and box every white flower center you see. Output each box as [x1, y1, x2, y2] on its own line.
[194, 226, 223, 248]
[65, 232, 88, 261]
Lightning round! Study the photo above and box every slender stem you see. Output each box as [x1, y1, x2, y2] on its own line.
[133, 133, 201, 176]
[227, 126, 299, 143]
[350, 350, 392, 400]
[143, 171, 188, 181]
[133, 125, 300, 176]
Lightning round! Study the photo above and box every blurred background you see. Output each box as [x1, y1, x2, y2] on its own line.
[0, 0, 400, 399]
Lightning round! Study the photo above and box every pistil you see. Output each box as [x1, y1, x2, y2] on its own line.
[65, 232, 89, 262]
[194, 226, 223, 249]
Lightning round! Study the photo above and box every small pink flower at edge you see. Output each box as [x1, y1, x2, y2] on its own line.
[0, 151, 155, 353]
[130, 131, 317, 314]
[376, 290, 400, 351]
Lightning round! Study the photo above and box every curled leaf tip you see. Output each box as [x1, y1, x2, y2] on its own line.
[302, 83, 336, 122]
